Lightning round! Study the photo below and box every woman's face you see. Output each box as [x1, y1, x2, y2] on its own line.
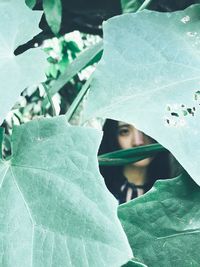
[117, 122, 153, 167]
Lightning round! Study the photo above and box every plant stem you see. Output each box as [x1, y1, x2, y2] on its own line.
[42, 83, 56, 117]
[137, 0, 152, 12]
[65, 74, 93, 122]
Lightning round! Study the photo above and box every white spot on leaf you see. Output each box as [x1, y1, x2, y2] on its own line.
[181, 15, 190, 24]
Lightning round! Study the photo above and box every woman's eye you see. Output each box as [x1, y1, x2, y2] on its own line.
[118, 128, 130, 136]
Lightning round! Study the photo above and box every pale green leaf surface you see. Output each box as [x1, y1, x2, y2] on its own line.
[0, 0, 46, 123]
[118, 173, 200, 266]
[43, 0, 62, 35]
[0, 116, 132, 266]
[85, 5, 200, 185]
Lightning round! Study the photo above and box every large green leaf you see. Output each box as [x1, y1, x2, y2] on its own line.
[43, 0, 62, 35]
[0, 116, 132, 266]
[85, 5, 200, 186]
[0, 0, 46, 124]
[118, 172, 200, 266]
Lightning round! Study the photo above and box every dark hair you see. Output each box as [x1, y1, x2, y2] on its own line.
[98, 119, 171, 199]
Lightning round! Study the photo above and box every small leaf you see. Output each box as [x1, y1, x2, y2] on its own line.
[67, 41, 81, 53]
[43, 0, 62, 35]
[49, 64, 59, 79]
[118, 173, 200, 266]
[0, 116, 133, 266]
[58, 54, 69, 74]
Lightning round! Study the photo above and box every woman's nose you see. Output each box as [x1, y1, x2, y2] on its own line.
[133, 129, 144, 146]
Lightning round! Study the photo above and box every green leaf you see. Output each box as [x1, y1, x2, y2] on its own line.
[0, 115, 132, 266]
[0, 0, 46, 124]
[98, 144, 170, 166]
[118, 172, 200, 266]
[43, 0, 62, 35]
[42, 40, 103, 108]
[58, 54, 69, 74]
[121, 0, 144, 13]
[98, 143, 166, 166]
[99, 143, 164, 159]
[99, 155, 147, 166]
[67, 41, 81, 53]
[49, 64, 59, 79]
[85, 5, 200, 186]
[25, 0, 37, 9]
